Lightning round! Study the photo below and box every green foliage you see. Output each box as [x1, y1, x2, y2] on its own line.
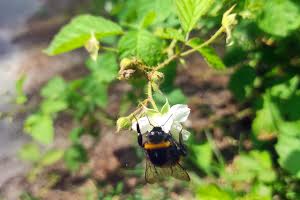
[45, 15, 123, 55]
[258, 0, 300, 37]
[229, 66, 256, 101]
[64, 144, 88, 171]
[18, 143, 41, 162]
[175, 0, 215, 33]
[16, 75, 27, 104]
[118, 30, 165, 66]
[189, 142, 213, 174]
[24, 114, 54, 145]
[196, 184, 234, 200]
[188, 38, 226, 70]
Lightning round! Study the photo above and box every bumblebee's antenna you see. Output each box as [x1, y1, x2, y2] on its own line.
[146, 115, 155, 127]
[162, 114, 173, 127]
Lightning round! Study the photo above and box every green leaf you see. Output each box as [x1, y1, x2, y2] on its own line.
[41, 99, 68, 114]
[189, 142, 213, 173]
[252, 93, 281, 138]
[118, 30, 165, 66]
[86, 53, 118, 83]
[24, 114, 54, 145]
[140, 11, 157, 28]
[15, 75, 27, 104]
[137, 0, 174, 24]
[40, 150, 64, 166]
[69, 127, 85, 143]
[155, 27, 185, 42]
[64, 144, 88, 171]
[224, 151, 276, 183]
[276, 134, 300, 178]
[229, 66, 256, 101]
[18, 143, 41, 162]
[154, 88, 187, 106]
[196, 184, 234, 200]
[188, 38, 226, 70]
[41, 77, 67, 100]
[258, 0, 300, 37]
[175, 0, 215, 33]
[45, 15, 123, 55]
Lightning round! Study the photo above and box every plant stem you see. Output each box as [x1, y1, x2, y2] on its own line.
[102, 46, 118, 52]
[153, 26, 225, 72]
[147, 82, 158, 110]
[180, 26, 225, 57]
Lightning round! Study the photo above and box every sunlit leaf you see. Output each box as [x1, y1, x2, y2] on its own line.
[45, 15, 123, 55]
[118, 30, 165, 66]
[40, 150, 64, 166]
[18, 143, 41, 162]
[188, 38, 226, 70]
[258, 0, 300, 37]
[175, 0, 215, 33]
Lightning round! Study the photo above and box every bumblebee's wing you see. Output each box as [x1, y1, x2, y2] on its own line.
[169, 163, 190, 182]
[145, 160, 190, 183]
[145, 159, 164, 184]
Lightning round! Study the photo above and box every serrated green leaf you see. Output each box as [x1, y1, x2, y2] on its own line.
[155, 27, 185, 42]
[229, 66, 256, 101]
[40, 150, 64, 166]
[24, 114, 54, 145]
[276, 134, 300, 178]
[258, 0, 300, 37]
[137, 0, 174, 24]
[40, 77, 67, 100]
[18, 143, 41, 162]
[118, 30, 165, 66]
[45, 15, 123, 55]
[86, 53, 118, 83]
[188, 38, 225, 70]
[175, 0, 215, 33]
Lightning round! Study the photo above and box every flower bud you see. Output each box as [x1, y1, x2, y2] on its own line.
[116, 116, 132, 132]
[222, 5, 238, 46]
[84, 32, 100, 61]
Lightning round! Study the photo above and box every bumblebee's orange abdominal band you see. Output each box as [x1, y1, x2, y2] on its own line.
[144, 141, 171, 149]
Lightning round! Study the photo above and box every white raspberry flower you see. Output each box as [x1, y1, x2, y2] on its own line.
[132, 104, 191, 140]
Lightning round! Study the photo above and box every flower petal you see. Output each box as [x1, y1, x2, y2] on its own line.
[131, 117, 152, 134]
[150, 113, 174, 133]
[169, 104, 190, 122]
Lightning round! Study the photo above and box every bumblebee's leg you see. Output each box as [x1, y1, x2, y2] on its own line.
[136, 121, 144, 147]
[178, 129, 187, 156]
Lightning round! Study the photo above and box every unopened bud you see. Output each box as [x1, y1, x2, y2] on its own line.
[84, 32, 100, 60]
[116, 116, 132, 132]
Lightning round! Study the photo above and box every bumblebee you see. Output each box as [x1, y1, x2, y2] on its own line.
[135, 118, 190, 183]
